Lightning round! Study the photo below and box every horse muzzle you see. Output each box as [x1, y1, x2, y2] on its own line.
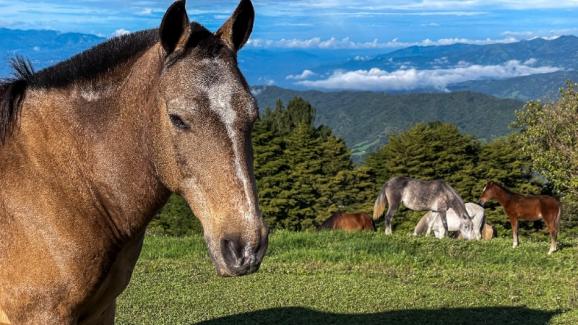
[208, 227, 269, 277]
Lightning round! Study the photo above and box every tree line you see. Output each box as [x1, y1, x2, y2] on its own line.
[150, 86, 578, 238]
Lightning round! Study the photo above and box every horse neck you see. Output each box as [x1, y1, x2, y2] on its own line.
[444, 185, 468, 218]
[15, 44, 169, 241]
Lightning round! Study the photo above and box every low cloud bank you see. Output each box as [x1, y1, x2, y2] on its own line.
[297, 59, 560, 91]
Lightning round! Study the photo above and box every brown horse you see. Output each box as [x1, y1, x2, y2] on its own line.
[0, 1, 268, 324]
[479, 181, 561, 254]
[319, 213, 376, 232]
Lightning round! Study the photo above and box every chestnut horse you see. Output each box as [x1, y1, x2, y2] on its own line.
[0, 1, 268, 324]
[319, 213, 376, 232]
[479, 181, 561, 254]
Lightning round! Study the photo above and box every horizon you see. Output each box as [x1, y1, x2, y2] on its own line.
[2, 1, 578, 49]
[1, 1, 578, 92]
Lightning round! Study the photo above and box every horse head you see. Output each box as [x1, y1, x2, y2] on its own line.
[153, 0, 268, 277]
[479, 181, 498, 207]
[458, 217, 478, 240]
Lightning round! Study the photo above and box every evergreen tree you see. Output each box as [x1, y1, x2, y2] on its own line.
[252, 97, 375, 231]
[365, 122, 480, 200]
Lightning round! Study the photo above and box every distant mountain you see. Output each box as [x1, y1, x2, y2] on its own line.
[0, 27, 385, 88]
[238, 48, 387, 88]
[2, 28, 578, 101]
[253, 86, 523, 159]
[0, 28, 104, 77]
[302, 36, 578, 101]
[325, 36, 578, 72]
[449, 70, 578, 101]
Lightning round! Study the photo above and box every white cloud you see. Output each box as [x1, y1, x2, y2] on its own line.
[283, 0, 578, 11]
[286, 70, 317, 80]
[111, 29, 131, 38]
[298, 60, 561, 91]
[248, 35, 535, 49]
[137, 8, 154, 16]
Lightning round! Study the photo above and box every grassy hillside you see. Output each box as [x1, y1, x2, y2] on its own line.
[254, 87, 522, 158]
[117, 231, 578, 324]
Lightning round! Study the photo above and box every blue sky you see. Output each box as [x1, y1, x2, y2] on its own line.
[2, 0, 578, 49]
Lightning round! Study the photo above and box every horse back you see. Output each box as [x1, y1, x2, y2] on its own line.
[511, 194, 560, 220]
[320, 213, 375, 232]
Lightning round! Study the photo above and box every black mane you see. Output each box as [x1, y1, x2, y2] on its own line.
[17, 29, 160, 89]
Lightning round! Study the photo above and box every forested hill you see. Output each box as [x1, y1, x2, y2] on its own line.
[253, 86, 523, 159]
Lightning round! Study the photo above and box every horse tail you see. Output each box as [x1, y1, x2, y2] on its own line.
[373, 184, 388, 220]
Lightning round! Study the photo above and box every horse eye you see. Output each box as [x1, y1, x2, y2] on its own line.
[169, 114, 190, 130]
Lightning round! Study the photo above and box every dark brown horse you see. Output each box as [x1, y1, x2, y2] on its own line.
[319, 213, 376, 232]
[479, 181, 561, 254]
[0, 1, 268, 324]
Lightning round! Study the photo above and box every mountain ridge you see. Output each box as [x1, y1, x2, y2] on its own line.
[253, 86, 523, 159]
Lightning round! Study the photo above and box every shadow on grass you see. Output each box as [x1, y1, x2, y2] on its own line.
[198, 306, 560, 325]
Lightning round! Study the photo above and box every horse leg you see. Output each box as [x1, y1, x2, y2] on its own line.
[427, 213, 444, 239]
[384, 194, 400, 235]
[425, 213, 436, 237]
[438, 211, 448, 238]
[545, 217, 558, 255]
[511, 218, 519, 248]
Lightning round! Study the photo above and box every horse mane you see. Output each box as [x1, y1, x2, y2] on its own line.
[0, 23, 218, 145]
[442, 181, 469, 217]
[0, 29, 159, 144]
[490, 181, 515, 194]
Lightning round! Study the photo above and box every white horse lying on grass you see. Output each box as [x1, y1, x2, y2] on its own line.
[414, 202, 484, 240]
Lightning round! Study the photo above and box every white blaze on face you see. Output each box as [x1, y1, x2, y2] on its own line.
[207, 81, 257, 221]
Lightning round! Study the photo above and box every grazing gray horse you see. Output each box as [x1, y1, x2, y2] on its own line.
[373, 176, 475, 239]
[413, 202, 485, 240]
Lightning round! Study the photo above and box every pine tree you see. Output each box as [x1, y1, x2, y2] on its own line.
[365, 122, 480, 199]
[252, 97, 374, 230]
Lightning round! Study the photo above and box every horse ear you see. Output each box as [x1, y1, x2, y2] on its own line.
[160, 0, 191, 55]
[216, 0, 254, 53]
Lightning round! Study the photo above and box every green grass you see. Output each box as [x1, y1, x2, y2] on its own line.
[117, 231, 578, 324]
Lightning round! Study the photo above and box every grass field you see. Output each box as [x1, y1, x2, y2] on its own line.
[117, 231, 578, 324]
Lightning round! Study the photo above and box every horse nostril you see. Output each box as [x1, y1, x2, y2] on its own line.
[218, 227, 269, 276]
[221, 238, 243, 268]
